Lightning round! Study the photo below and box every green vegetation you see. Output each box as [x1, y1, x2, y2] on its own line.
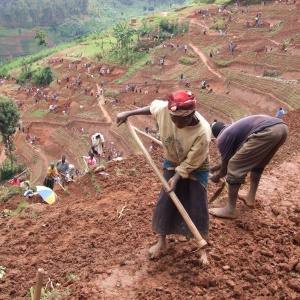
[215, 60, 233, 68]
[11, 200, 29, 217]
[158, 18, 190, 37]
[105, 89, 120, 98]
[17, 69, 32, 85]
[262, 70, 281, 78]
[28, 109, 49, 119]
[222, 69, 300, 109]
[30, 286, 70, 300]
[198, 92, 248, 121]
[0, 186, 22, 202]
[91, 173, 101, 193]
[0, 95, 20, 169]
[0, 0, 88, 28]
[0, 160, 24, 182]
[152, 76, 163, 81]
[0, 42, 76, 76]
[17, 65, 54, 86]
[0, 0, 190, 60]
[31, 66, 54, 85]
[178, 57, 196, 65]
[34, 27, 48, 47]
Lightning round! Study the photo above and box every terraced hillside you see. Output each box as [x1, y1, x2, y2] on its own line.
[1, 1, 300, 299]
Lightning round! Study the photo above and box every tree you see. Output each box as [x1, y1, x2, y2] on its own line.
[113, 22, 136, 49]
[34, 26, 48, 46]
[0, 95, 20, 169]
[32, 66, 54, 85]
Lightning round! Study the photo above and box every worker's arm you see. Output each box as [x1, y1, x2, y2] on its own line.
[116, 106, 151, 127]
[209, 160, 229, 183]
[210, 162, 222, 173]
[166, 173, 182, 193]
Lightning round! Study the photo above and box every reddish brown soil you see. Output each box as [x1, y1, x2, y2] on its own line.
[1, 2, 300, 299]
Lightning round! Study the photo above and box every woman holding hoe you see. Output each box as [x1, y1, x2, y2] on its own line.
[117, 90, 211, 257]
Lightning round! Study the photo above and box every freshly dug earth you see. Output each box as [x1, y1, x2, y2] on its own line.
[1, 110, 300, 299]
[1, 2, 300, 299]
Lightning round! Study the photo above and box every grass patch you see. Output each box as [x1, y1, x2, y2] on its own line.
[76, 110, 105, 120]
[91, 173, 101, 193]
[215, 60, 233, 67]
[105, 89, 120, 98]
[114, 53, 151, 84]
[152, 76, 162, 82]
[1, 41, 77, 76]
[11, 200, 29, 217]
[178, 57, 196, 65]
[27, 109, 49, 118]
[0, 186, 22, 202]
[30, 286, 70, 300]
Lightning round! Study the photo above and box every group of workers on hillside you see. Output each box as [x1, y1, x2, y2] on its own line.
[44, 132, 106, 190]
[10, 86, 288, 262]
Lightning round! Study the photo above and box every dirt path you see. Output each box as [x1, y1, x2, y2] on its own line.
[189, 43, 225, 80]
[96, 84, 112, 123]
[190, 18, 216, 36]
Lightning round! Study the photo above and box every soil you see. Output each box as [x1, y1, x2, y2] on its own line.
[1, 2, 300, 299]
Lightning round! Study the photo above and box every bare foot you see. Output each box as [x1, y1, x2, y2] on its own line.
[148, 237, 166, 254]
[199, 249, 209, 265]
[209, 207, 236, 219]
[238, 193, 255, 207]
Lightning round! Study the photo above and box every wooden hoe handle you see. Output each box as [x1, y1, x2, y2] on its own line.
[126, 120, 207, 249]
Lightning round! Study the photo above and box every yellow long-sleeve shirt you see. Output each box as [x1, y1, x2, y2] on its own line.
[150, 100, 211, 179]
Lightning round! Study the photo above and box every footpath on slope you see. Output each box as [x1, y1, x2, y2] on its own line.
[96, 83, 112, 123]
[189, 43, 225, 80]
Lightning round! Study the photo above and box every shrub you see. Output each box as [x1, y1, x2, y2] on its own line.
[0, 161, 23, 182]
[262, 70, 280, 77]
[17, 70, 32, 85]
[31, 66, 54, 85]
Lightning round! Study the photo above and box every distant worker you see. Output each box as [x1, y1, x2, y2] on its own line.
[276, 107, 285, 117]
[10, 176, 20, 186]
[44, 162, 58, 190]
[180, 73, 184, 83]
[82, 152, 97, 167]
[91, 133, 105, 156]
[56, 155, 69, 187]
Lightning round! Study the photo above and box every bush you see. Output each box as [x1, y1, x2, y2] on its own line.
[31, 66, 54, 85]
[0, 161, 23, 182]
[262, 70, 280, 77]
[159, 18, 189, 35]
[17, 70, 32, 85]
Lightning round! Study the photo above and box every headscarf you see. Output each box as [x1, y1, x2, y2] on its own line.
[167, 90, 196, 117]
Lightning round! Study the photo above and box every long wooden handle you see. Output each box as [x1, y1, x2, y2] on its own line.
[131, 126, 163, 146]
[126, 120, 207, 249]
[52, 176, 65, 191]
[34, 268, 44, 300]
[209, 180, 226, 203]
